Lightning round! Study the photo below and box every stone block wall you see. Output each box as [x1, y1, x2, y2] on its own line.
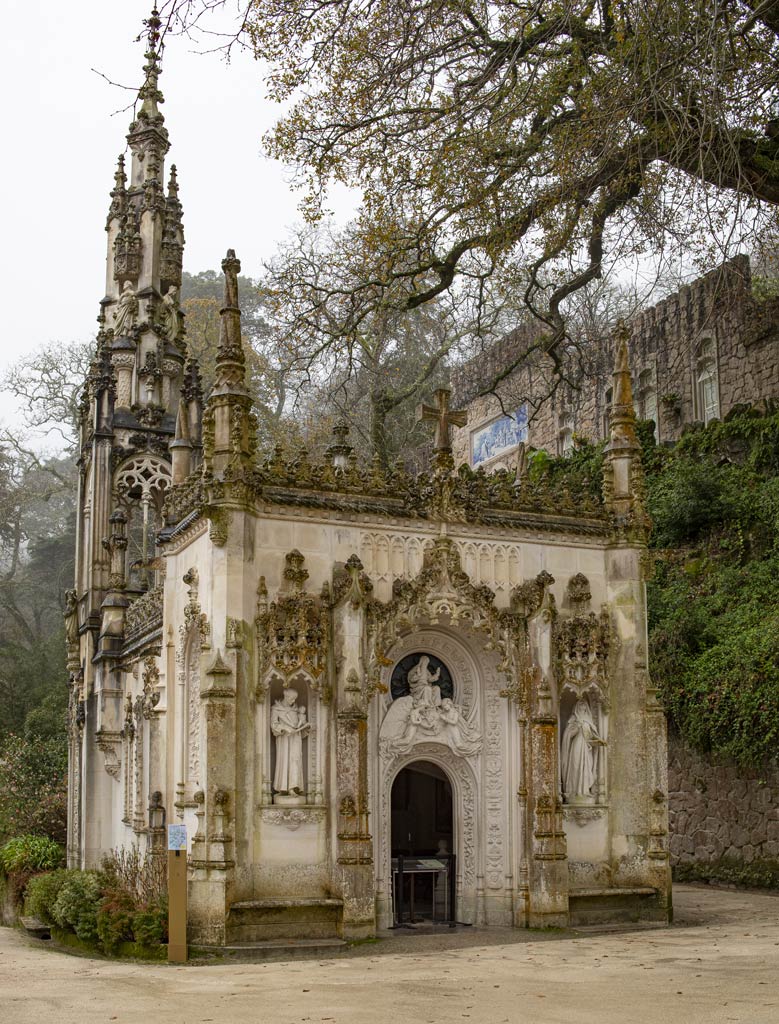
[667, 731, 779, 866]
[452, 256, 779, 463]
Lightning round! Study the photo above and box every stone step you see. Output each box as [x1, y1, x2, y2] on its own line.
[193, 937, 348, 962]
[20, 916, 51, 939]
[226, 897, 343, 943]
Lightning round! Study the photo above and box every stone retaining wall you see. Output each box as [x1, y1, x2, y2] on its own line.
[668, 732, 779, 865]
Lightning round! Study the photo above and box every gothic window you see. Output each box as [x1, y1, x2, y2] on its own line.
[557, 414, 574, 456]
[695, 337, 720, 423]
[638, 368, 658, 439]
[603, 387, 613, 438]
[114, 456, 171, 591]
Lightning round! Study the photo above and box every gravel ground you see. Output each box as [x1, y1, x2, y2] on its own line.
[1, 884, 777, 1024]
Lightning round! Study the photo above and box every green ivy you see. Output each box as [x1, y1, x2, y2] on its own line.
[646, 410, 779, 767]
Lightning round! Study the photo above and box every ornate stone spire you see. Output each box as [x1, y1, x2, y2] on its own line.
[127, 7, 168, 191]
[606, 323, 640, 452]
[603, 321, 649, 538]
[202, 250, 255, 477]
[214, 250, 248, 390]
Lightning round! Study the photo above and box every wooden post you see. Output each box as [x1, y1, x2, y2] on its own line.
[167, 824, 188, 962]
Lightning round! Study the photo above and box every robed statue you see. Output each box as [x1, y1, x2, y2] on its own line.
[561, 699, 605, 804]
[271, 687, 309, 798]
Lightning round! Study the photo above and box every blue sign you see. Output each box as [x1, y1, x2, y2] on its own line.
[471, 406, 528, 467]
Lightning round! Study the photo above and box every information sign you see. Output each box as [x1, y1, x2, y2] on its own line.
[167, 823, 187, 851]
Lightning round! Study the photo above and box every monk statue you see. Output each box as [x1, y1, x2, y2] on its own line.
[561, 699, 605, 804]
[271, 687, 309, 799]
[113, 280, 138, 338]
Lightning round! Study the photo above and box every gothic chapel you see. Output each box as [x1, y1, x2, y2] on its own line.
[67, 16, 671, 946]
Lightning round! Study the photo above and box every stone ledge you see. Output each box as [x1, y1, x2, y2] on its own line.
[230, 897, 343, 910]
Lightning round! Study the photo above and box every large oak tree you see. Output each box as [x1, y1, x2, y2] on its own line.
[162, 1, 779, 370]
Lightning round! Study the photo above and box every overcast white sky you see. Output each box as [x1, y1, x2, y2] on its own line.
[0, 0, 354, 379]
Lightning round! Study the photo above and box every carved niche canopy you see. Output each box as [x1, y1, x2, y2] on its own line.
[555, 575, 610, 703]
[255, 550, 330, 698]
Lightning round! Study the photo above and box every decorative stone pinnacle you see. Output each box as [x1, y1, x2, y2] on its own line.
[416, 387, 467, 452]
[114, 154, 127, 189]
[607, 321, 639, 449]
[167, 163, 178, 197]
[137, 8, 164, 116]
[326, 421, 352, 468]
[222, 249, 241, 305]
[214, 249, 245, 376]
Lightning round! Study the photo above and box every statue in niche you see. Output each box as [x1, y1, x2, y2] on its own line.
[64, 589, 79, 649]
[561, 699, 605, 804]
[382, 655, 481, 757]
[271, 687, 309, 803]
[161, 286, 182, 343]
[113, 280, 138, 338]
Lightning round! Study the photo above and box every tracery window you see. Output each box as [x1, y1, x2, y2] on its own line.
[695, 337, 720, 424]
[603, 387, 613, 438]
[557, 414, 574, 456]
[113, 456, 171, 591]
[638, 369, 658, 439]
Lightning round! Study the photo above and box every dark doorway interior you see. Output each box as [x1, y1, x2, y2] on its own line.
[391, 761, 454, 923]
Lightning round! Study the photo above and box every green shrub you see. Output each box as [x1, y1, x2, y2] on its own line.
[0, 835, 64, 875]
[51, 870, 102, 944]
[0, 735, 67, 845]
[132, 899, 168, 947]
[24, 869, 70, 923]
[96, 887, 136, 954]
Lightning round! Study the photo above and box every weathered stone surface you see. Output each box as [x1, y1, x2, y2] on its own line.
[668, 732, 779, 866]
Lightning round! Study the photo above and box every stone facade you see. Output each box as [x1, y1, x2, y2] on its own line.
[68, 32, 672, 947]
[452, 257, 779, 468]
[668, 733, 779, 867]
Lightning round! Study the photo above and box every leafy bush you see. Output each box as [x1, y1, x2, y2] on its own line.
[0, 835, 64, 875]
[24, 868, 69, 923]
[51, 870, 102, 943]
[96, 887, 136, 954]
[133, 899, 168, 947]
[0, 734, 67, 845]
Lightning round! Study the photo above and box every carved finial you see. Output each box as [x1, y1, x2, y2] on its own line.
[213, 249, 246, 386]
[138, 7, 164, 117]
[326, 420, 352, 469]
[167, 163, 178, 198]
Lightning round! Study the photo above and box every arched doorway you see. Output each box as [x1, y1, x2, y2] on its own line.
[391, 760, 454, 924]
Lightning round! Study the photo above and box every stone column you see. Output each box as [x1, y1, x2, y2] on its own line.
[188, 649, 236, 946]
[525, 587, 568, 927]
[332, 557, 375, 939]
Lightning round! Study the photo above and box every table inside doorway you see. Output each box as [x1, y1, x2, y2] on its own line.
[391, 854, 455, 927]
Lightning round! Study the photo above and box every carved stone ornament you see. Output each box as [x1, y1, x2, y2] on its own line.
[96, 730, 122, 780]
[555, 606, 610, 702]
[141, 656, 161, 718]
[255, 552, 330, 696]
[379, 655, 481, 758]
[260, 806, 324, 831]
[125, 584, 164, 642]
[563, 805, 607, 827]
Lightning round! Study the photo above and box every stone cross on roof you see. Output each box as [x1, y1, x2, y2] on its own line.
[416, 388, 468, 452]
